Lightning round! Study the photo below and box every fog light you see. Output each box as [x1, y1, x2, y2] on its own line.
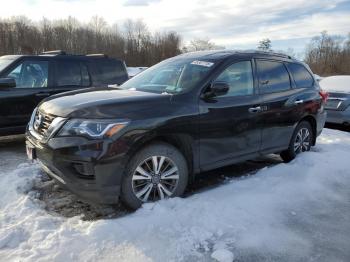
[73, 163, 94, 178]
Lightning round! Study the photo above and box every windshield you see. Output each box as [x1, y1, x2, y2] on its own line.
[120, 58, 215, 94]
[0, 58, 14, 72]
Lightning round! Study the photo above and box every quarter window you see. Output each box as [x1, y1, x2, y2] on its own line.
[287, 63, 314, 88]
[95, 59, 126, 84]
[257, 60, 291, 93]
[215, 61, 254, 97]
[6, 60, 49, 88]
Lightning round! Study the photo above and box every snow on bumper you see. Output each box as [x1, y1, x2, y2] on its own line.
[25, 132, 124, 204]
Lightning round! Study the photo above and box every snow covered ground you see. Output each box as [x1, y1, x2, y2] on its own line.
[0, 129, 350, 262]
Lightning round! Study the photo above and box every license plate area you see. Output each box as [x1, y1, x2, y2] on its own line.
[26, 143, 36, 160]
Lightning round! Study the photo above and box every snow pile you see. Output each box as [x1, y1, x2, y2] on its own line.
[320, 75, 350, 93]
[0, 129, 350, 261]
[211, 249, 234, 262]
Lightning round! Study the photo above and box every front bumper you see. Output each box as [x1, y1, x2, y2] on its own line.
[326, 107, 350, 125]
[26, 132, 129, 204]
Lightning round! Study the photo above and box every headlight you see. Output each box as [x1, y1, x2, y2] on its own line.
[57, 119, 129, 139]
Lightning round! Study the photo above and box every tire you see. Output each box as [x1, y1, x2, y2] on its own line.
[280, 121, 314, 163]
[121, 142, 188, 209]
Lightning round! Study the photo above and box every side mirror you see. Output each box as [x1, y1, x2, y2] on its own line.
[0, 78, 16, 88]
[203, 81, 229, 99]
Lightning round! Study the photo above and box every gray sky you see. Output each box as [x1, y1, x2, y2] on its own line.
[1, 0, 349, 53]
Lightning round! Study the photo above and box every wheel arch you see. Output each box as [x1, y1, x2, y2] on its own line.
[299, 115, 317, 146]
[125, 133, 196, 182]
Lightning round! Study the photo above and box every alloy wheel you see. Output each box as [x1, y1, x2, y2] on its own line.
[294, 127, 311, 154]
[131, 156, 179, 202]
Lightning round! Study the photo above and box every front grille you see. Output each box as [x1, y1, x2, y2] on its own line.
[34, 111, 55, 137]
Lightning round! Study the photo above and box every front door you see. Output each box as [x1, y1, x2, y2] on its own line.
[199, 60, 262, 170]
[0, 59, 53, 130]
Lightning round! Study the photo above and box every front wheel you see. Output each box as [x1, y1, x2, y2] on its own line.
[121, 143, 188, 209]
[280, 121, 313, 163]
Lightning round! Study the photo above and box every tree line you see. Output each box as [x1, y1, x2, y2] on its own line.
[0, 16, 349, 75]
[256, 33, 350, 76]
[304, 31, 350, 76]
[0, 16, 181, 66]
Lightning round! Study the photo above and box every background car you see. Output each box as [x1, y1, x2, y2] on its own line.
[319, 75, 350, 127]
[0, 51, 128, 136]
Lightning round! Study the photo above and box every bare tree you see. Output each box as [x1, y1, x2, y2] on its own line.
[257, 38, 272, 51]
[304, 31, 349, 76]
[184, 38, 224, 52]
[0, 16, 182, 66]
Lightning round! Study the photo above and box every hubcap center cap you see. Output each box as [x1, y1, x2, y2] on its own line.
[152, 175, 161, 184]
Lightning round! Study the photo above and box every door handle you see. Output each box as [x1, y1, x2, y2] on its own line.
[248, 106, 262, 113]
[35, 92, 50, 97]
[294, 99, 304, 105]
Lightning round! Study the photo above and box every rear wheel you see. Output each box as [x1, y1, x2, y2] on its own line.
[121, 143, 188, 209]
[280, 121, 313, 163]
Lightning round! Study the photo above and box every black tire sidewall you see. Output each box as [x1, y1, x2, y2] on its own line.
[281, 121, 313, 162]
[121, 143, 188, 209]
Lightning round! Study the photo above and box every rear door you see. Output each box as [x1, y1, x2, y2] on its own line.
[0, 58, 53, 129]
[199, 60, 262, 169]
[53, 59, 91, 94]
[256, 59, 308, 152]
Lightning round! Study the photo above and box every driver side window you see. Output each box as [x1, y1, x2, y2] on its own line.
[6, 60, 49, 88]
[215, 61, 254, 97]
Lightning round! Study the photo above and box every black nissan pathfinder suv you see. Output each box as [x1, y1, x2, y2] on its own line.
[0, 51, 128, 136]
[26, 50, 328, 209]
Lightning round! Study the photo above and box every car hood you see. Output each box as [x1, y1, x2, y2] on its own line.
[39, 88, 172, 119]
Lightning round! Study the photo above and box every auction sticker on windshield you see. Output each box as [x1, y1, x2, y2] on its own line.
[191, 60, 214, 67]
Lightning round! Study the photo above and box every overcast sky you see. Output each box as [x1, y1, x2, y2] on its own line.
[1, 0, 349, 54]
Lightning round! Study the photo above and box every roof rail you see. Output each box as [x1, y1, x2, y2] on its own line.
[86, 54, 108, 57]
[240, 50, 292, 59]
[42, 50, 66, 55]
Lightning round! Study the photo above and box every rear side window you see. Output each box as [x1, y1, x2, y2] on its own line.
[95, 59, 127, 84]
[287, 63, 314, 88]
[257, 60, 291, 94]
[56, 60, 90, 87]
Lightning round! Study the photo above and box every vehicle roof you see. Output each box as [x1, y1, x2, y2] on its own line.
[0, 55, 23, 60]
[176, 50, 298, 62]
[0, 54, 124, 62]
